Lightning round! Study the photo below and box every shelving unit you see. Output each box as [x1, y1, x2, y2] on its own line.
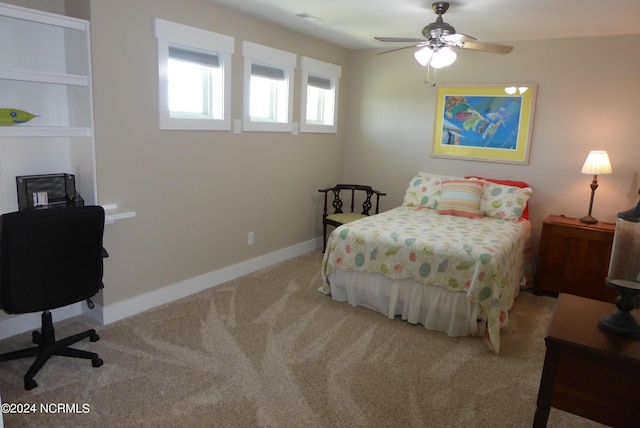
[0, 2, 134, 222]
[0, 2, 135, 337]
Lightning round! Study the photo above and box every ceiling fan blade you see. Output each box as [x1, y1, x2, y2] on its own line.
[377, 44, 423, 55]
[375, 37, 425, 43]
[441, 33, 476, 44]
[455, 40, 513, 54]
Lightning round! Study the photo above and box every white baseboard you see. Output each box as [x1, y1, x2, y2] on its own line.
[0, 238, 321, 340]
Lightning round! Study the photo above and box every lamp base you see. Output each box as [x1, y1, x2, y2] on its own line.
[599, 312, 640, 337]
[598, 280, 640, 338]
[579, 214, 598, 224]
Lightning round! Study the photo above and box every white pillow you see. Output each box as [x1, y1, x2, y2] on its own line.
[402, 172, 458, 209]
[478, 180, 532, 220]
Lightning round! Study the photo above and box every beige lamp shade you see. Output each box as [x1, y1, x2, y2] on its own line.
[581, 150, 612, 175]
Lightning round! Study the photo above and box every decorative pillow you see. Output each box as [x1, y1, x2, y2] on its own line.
[465, 176, 531, 219]
[436, 179, 484, 219]
[402, 172, 457, 209]
[473, 179, 532, 220]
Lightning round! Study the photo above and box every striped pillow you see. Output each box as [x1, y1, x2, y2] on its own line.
[437, 179, 484, 219]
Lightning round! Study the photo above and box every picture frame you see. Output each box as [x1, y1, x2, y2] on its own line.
[431, 84, 537, 164]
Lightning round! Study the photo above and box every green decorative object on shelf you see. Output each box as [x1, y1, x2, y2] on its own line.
[0, 108, 37, 126]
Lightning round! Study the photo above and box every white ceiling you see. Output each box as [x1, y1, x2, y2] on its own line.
[208, 0, 640, 49]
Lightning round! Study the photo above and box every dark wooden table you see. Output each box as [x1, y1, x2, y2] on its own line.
[533, 293, 640, 427]
[534, 215, 616, 302]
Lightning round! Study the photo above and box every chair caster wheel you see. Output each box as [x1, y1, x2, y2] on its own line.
[24, 379, 37, 390]
[89, 333, 100, 342]
[92, 358, 103, 368]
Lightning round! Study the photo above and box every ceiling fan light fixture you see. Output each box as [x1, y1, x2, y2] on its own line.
[375, 1, 513, 81]
[430, 46, 457, 68]
[414, 47, 433, 66]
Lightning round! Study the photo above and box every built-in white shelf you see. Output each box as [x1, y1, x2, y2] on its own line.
[103, 204, 137, 224]
[0, 126, 92, 137]
[0, 3, 86, 30]
[0, 68, 90, 86]
[0, 2, 134, 222]
[0, 204, 135, 224]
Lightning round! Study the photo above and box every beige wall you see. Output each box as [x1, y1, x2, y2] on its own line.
[9, 0, 640, 308]
[344, 36, 640, 258]
[85, 0, 349, 305]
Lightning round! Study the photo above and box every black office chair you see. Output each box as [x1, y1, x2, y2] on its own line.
[0, 205, 107, 390]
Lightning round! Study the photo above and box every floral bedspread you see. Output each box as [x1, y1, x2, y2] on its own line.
[321, 205, 532, 353]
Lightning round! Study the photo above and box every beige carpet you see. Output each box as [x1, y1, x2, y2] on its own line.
[0, 251, 605, 427]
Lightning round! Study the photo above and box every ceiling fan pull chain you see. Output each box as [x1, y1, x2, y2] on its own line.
[424, 62, 431, 85]
[425, 64, 437, 87]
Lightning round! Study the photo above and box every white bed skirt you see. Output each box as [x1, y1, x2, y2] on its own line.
[327, 270, 483, 337]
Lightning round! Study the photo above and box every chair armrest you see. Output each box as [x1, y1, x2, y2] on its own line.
[318, 184, 387, 216]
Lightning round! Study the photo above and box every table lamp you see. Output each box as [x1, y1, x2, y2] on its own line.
[580, 150, 612, 224]
[599, 190, 640, 337]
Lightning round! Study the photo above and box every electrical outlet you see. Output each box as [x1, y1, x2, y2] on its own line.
[248, 232, 254, 245]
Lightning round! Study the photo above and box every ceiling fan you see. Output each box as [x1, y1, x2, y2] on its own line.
[375, 2, 513, 69]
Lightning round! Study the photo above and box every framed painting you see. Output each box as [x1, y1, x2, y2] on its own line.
[431, 84, 537, 164]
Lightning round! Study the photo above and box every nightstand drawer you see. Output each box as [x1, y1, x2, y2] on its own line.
[534, 215, 617, 302]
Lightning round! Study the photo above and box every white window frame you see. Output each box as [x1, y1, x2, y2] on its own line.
[300, 57, 341, 134]
[155, 18, 234, 131]
[242, 41, 296, 132]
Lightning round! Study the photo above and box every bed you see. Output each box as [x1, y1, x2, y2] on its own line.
[320, 172, 534, 353]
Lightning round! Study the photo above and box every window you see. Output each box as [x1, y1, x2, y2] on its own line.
[249, 64, 288, 123]
[305, 76, 334, 125]
[300, 57, 341, 133]
[167, 47, 221, 120]
[155, 18, 233, 130]
[243, 41, 296, 132]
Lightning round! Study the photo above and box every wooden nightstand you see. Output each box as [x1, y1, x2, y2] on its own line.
[533, 293, 640, 427]
[534, 215, 617, 302]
